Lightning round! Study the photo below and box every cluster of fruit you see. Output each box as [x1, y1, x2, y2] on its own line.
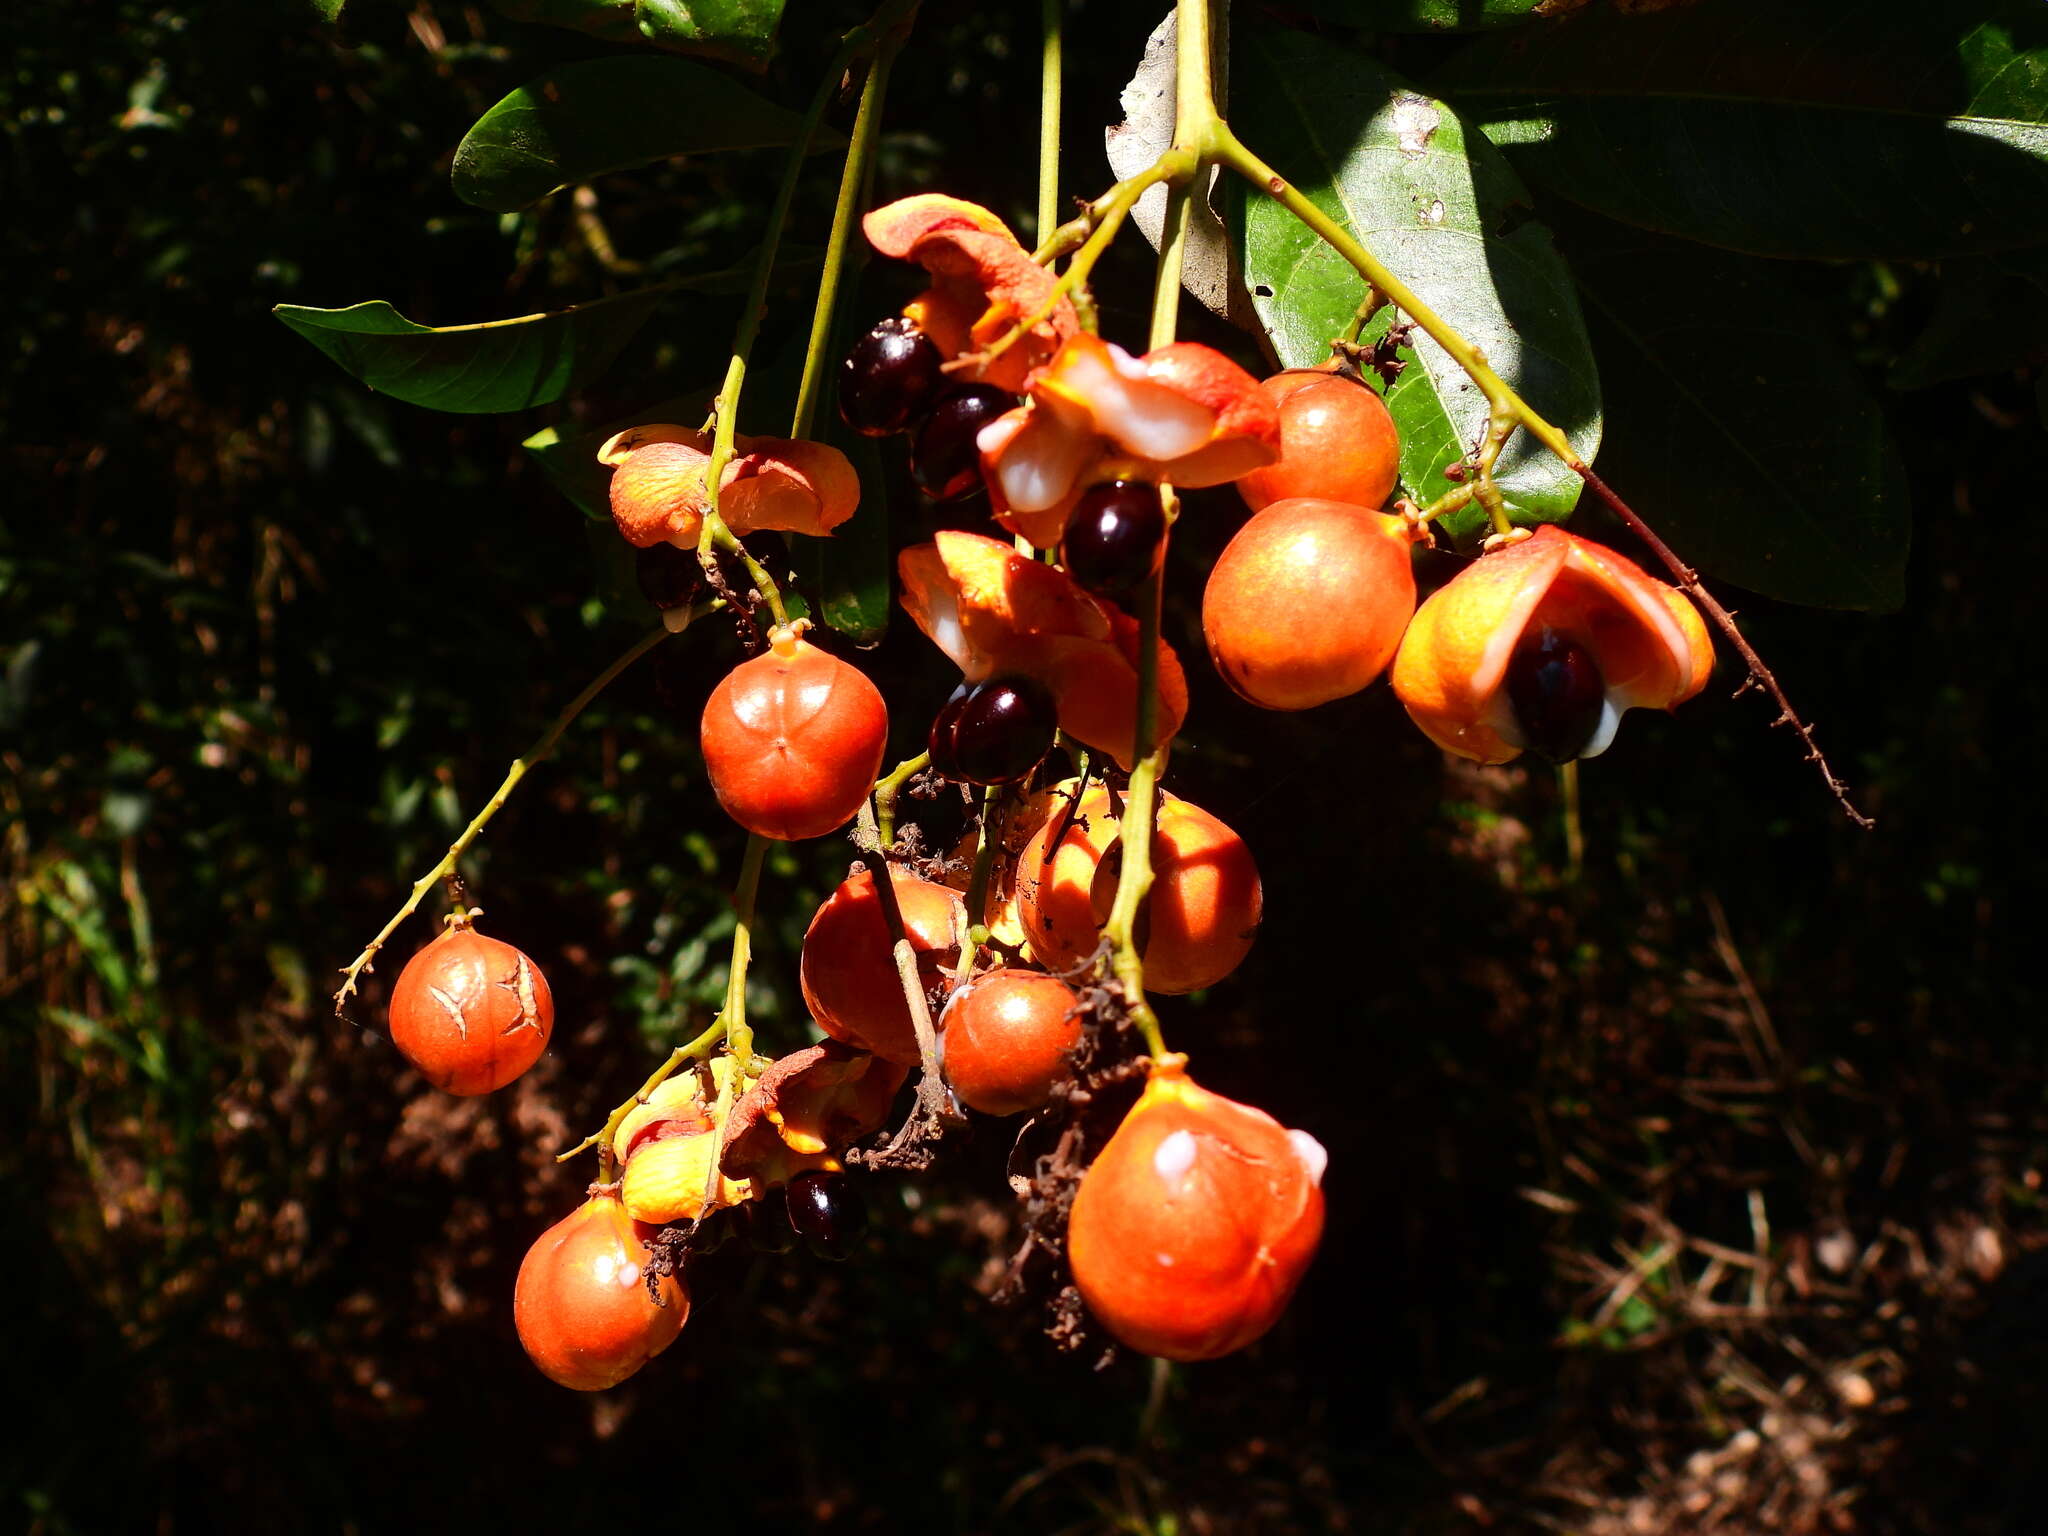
[377, 190, 1718, 1388]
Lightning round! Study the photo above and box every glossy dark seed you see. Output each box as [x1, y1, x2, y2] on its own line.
[839, 317, 946, 437]
[1505, 628, 1606, 764]
[911, 385, 1014, 501]
[634, 542, 699, 611]
[786, 1170, 867, 1262]
[928, 675, 1059, 786]
[744, 1194, 797, 1254]
[1062, 481, 1167, 598]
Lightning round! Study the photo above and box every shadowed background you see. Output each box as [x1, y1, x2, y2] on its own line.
[5, 2, 2043, 1531]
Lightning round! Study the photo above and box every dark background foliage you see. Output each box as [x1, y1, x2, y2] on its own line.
[5, 2, 2045, 1531]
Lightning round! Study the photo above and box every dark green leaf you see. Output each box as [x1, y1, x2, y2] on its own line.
[452, 56, 818, 213]
[634, 0, 783, 69]
[1438, 0, 2048, 260]
[1234, 29, 1602, 536]
[275, 292, 662, 413]
[1890, 250, 2048, 389]
[524, 391, 717, 521]
[489, 0, 648, 47]
[1568, 226, 1908, 611]
[805, 421, 890, 643]
[1290, 0, 1544, 32]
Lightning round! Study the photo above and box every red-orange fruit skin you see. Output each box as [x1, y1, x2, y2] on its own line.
[387, 925, 554, 1095]
[1017, 787, 1260, 995]
[1067, 1059, 1324, 1361]
[937, 969, 1082, 1116]
[800, 869, 965, 1066]
[1235, 371, 1400, 513]
[513, 1188, 687, 1391]
[699, 632, 888, 841]
[1202, 498, 1417, 711]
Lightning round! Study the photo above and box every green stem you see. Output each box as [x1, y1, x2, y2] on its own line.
[873, 751, 930, 848]
[696, 6, 921, 625]
[333, 623, 676, 1013]
[1211, 125, 1579, 473]
[790, 9, 912, 441]
[569, 831, 768, 1181]
[983, 154, 1190, 367]
[1037, 0, 1064, 245]
[962, 787, 1006, 965]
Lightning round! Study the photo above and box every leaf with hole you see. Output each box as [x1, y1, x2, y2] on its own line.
[1234, 28, 1601, 536]
[453, 56, 820, 213]
[1438, 0, 2048, 260]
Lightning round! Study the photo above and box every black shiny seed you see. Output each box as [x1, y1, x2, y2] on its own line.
[1061, 481, 1167, 598]
[839, 317, 946, 437]
[911, 385, 1014, 501]
[744, 1194, 796, 1254]
[634, 542, 699, 611]
[928, 675, 1059, 786]
[1505, 628, 1606, 764]
[786, 1170, 866, 1262]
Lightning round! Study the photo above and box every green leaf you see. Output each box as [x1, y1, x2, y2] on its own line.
[1289, 0, 1544, 32]
[489, 0, 648, 48]
[452, 56, 817, 214]
[1890, 250, 2048, 390]
[274, 291, 663, 413]
[805, 421, 890, 643]
[634, 0, 784, 69]
[524, 391, 717, 520]
[1568, 225, 1909, 611]
[1233, 29, 1602, 536]
[1438, 0, 2048, 260]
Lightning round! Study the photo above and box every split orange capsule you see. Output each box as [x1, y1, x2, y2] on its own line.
[1068, 1056, 1325, 1361]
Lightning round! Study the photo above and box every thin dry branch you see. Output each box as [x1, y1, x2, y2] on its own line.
[1575, 466, 1874, 830]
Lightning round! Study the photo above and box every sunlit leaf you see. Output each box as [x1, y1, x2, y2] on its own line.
[634, 0, 784, 69]
[1234, 28, 1601, 536]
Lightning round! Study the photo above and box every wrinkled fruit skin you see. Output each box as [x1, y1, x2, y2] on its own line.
[387, 923, 553, 1095]
[800, 869, 964, 1066]
[1202, 498, 1417, 711]
[701, 627, 888, 840]
[937, 968, 1082, 1116]
[616, 1062, 751, 1224]
[1067, 1057, 1325, 1362]
[1017, 785, 1261, 995]
[1235, 370, 1400, 514]
[513, 1188, 687, 1391]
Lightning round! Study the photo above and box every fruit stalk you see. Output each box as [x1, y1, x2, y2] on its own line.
[790, 3, 916, 441]
[1037, 0, 1063, 247]
[1095, 0, 1213, 1065]
[694, 2, 920, 625]
[332, 622, 677, 1014]
[563, 832, 769, 1180]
